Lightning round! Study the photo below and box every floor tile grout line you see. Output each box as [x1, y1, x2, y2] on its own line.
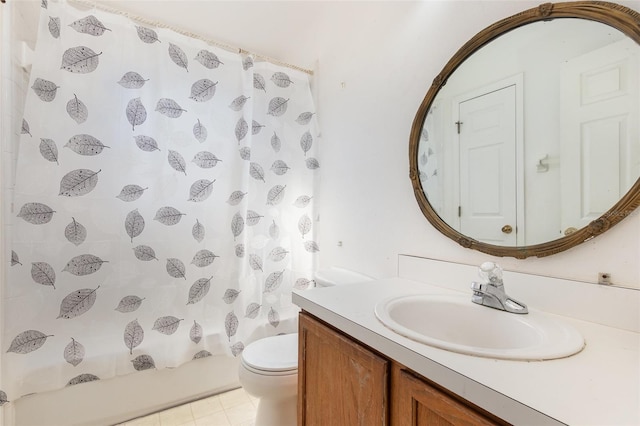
[117, 387, 255, 426]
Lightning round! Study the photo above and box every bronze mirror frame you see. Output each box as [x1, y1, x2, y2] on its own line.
[409, 1, 640, 259]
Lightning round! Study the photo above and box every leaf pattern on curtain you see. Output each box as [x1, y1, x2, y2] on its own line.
[5, 0, 318, 400]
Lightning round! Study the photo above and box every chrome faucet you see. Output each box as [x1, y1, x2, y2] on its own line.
[471, 262, 528, 314]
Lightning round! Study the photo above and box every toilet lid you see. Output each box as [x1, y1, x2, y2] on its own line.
[242, 333, 298, 372]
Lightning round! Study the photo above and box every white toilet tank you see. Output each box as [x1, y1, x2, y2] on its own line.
[314, 267, 372, 288]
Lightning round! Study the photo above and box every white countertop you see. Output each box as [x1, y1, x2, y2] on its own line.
[293, 278, 640, 426]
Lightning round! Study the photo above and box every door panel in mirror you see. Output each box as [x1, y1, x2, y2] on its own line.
[459, 86, 517, 245]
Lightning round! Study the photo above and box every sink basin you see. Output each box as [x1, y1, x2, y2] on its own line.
[374, 294, 585, 361]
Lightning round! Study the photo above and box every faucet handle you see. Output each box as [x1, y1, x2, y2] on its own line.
[479, 261, 503, 285]
[470, 281, 484, 292]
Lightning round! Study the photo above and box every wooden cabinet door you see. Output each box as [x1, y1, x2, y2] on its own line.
[298, 312, 389, 426]
[391, 365, 507, 426]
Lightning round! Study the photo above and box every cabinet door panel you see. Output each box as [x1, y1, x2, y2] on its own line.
[392, 366, 506, 426]
[298, 313, 389, 426]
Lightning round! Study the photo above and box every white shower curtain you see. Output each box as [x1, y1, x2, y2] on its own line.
[4, 0, 319, 399]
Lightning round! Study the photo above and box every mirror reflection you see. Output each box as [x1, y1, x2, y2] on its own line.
[418, 18, 639, 247]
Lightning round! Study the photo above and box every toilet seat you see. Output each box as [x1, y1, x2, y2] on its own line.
[241, 333, 298, 376]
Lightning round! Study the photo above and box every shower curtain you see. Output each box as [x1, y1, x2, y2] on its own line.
[4, 0, 319, 399]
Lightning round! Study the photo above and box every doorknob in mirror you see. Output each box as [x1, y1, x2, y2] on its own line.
[502, 225, 513, 234]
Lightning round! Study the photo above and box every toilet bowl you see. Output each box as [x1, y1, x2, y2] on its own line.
[238, 267, 371, 426]
[239, 333, 298, 426]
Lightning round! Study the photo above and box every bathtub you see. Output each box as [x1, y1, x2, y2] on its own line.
[3, 316, 298, 426]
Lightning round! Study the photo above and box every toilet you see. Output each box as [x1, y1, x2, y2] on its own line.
[238, 267, 371, 426]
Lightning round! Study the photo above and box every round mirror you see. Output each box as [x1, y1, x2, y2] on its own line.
[409, 1, 640, 258]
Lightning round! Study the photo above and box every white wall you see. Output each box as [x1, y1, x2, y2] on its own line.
[1, 1, 36, 419]
[312, 0, 640, 288]
[14, 0, 640, 286]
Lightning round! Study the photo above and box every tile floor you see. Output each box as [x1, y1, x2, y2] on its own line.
[117, 387, 257, 426]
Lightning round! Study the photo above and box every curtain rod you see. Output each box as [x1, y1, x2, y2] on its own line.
[56, 0, 314, 75]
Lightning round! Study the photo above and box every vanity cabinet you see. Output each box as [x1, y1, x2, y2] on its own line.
[297, 311, 389, 425]
[298, 312, 508, 426]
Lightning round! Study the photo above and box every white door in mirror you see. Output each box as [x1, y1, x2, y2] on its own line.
[560, 37, 639, 231]
[459, 85, 518, 245]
